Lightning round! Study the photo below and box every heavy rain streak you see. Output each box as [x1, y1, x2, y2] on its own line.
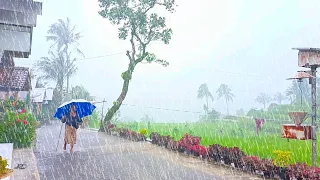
[1, 0, 320, 180]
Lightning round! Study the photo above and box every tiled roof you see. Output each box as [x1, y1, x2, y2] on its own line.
[0, 66, 30, 91]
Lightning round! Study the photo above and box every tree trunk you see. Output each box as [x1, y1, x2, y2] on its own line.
[205, 97, 208, 115]
[99, 71, 132, 132]
[65, 45, 70, 100]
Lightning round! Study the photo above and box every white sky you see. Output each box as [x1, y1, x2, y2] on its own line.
[14, 0, 320, 122]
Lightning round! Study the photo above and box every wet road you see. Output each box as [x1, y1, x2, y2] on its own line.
[34, 121, 259, 180]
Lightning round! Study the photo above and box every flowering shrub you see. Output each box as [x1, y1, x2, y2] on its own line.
[167, 139, 179, 151]
[286, 163, 320, 179]
[0, 111, 38, 148]
[189, 144, 208, 157]
[178, 133, 201, 151]
[207, 144, 223, 162]
[242, 156, 261, 172]
[108, 123, 116, 129]
[0, 100, 26, 112]
[150, 132, 161, 144]
[139, 129, 148, 135]
[159, 135, 173, 147]
[0, 156, 8, 174]
[119, 129, 320, 179]
[272, 150, 292, 167]
[115, 128, 146, 141]
[223, 147, 246, 167]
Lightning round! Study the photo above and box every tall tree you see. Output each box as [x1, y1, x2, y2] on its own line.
[36, 51, 77, 104]
[285, 80, 310, 105]
[46, 18, 84, 98]
[98, 0, 177, 131]
[273, 92, 286, 104]
[255, 93, 271, 109]
[197, 83, 214, 113]
[70, 85, 95, 101]
[216, 84, 234, 115]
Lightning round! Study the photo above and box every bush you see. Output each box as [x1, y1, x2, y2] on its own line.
[0, 156, 8, 174]
[0, 111, 38, 148]
[115, 128, 146, 141]
[189, 144, 208, 157]
[178, 133, 201, 152]
[139, 128, 147, 135]
[272, 150, 292, 167]
[0, 100, 26, 112]
[286, 163, 320, 180]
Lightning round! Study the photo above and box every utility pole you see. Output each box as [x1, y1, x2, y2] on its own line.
[311, 65, 318, 167]
[101, 99, 106, 132]
[292, 48, 320, 167]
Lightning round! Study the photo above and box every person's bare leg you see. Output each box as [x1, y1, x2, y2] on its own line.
[63, 141, 67, 150]
[70, 144, 74, 153]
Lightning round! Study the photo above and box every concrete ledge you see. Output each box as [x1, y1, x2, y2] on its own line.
[10, 148, 40, 180]
[0, 143, 13, 180]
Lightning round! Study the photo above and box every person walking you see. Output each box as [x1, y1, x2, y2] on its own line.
[61, 105, 82, 153]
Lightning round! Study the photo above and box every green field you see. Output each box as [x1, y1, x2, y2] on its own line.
[118, 118, 318, 166]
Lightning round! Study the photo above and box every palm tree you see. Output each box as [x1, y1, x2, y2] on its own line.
[197, 83, 214, 113]
[285, 80, 310, 105]
[46, 17, 84, 97]
[255, 93, 271, 110]
[70, 85, 95, 101]
[36, 51, 77, 104]
[274, 92, 286, 104]
[216, 84, 234, 115]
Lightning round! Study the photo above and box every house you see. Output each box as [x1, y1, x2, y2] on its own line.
[0, 0, 42, 58]
[0, 66, 31, 101]
[0, 0, 43, 105]
[31, 88, 54, 115]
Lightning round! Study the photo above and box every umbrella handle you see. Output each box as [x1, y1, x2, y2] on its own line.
[56, 123, 64, 151]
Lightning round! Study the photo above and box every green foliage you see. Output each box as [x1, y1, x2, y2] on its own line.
[46, 17, 84, 57]
[197, 83, 214, 113]
[255, 93, 272, 109]
[236, 108, 245, 116]
[70, 85, 95, 101]
[139, 128, 148, 135]
[121, 71, 132, 81]
[172, 127, 179, 136]
[198, 109, 221, 122]
[286, 80, 311, 104]
[0, 111, 38, 148]
[85, 110, 101, 129]
[216, 84, 234, 115]
[247, 104, 312, 121]
[0, 100, 26, 112]
[98, 0, 176, 65]
[122, 119, 319, 165]
[0, 156, 8, 174]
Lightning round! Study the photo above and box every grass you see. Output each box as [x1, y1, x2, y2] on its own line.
[118, 118, 318, 166]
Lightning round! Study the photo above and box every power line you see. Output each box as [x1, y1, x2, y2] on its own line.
[92, 100, 202, 114]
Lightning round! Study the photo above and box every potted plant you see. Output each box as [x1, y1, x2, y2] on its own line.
[0, 156, 13, 179]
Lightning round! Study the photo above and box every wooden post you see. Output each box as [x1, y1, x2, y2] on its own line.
[311, 65, 317, 167]
[101, 99, 106, 132]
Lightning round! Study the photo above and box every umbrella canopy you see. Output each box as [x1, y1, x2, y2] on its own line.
[54, 99, 96, 120]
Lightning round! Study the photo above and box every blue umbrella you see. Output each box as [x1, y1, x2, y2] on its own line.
[54, 99, 96, 120]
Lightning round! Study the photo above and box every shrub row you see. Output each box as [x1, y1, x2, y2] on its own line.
[110, 126, 146, 142]
[148, 132, 320, 180]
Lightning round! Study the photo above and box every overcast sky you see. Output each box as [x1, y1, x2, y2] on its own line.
[15, 0, 320, 122]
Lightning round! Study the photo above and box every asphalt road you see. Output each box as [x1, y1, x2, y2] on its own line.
[34, 121, 260, 180]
